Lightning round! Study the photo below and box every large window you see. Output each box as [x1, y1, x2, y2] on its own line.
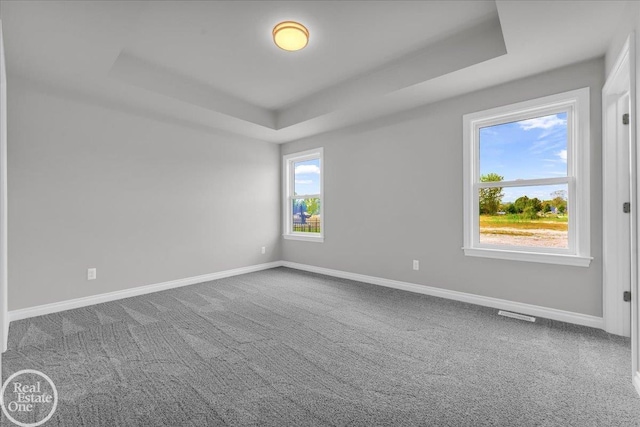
[283, 148, 324, 242]
[462, 88, 591, 266]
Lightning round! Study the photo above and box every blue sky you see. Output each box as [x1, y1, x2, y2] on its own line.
[479, 112, 568, 203]
[294, 158, 320, 195]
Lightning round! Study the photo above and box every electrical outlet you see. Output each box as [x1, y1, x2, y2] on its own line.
[412, 260, 419, 271]
[87, 268, 97, 280]
[261, 246, 266, 254]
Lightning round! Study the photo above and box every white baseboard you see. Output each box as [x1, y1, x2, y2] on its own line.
[8, 261, 284, 322]
[634, 372, 640, 398]
[7, 260, 604, 331]
[282, 261, 605, 329]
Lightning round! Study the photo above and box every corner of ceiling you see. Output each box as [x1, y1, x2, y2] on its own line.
[109, 51, 277, 130]
[107, 12, 507, 143]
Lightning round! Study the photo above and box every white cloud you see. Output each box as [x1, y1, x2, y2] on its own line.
[295, 179, 313, 185]
[295, 164, 320, 175]
[527, 138, 565, 155]
[556, 149, 567, 163]
[519, 115, 566, 131]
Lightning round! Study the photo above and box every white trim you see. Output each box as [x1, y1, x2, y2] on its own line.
[603, 34, 635, 338]
[8, 261, 283, 322]
[0, 20, 7, 354]
[283, 234, 324, 243]
[463, 88, 591, 265]
[623, 30, 640, 393]
[623, 31, 640, 396]
[281, 261, 604, 329]
[498, 310, 536, 322]
[282, 148, 324, 241]
[462, 247, 592, 267]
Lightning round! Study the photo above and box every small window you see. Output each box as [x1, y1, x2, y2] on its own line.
[283, 148, 324, 242]
[463, 88, 591, 266]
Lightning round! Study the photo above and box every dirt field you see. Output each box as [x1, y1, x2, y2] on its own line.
[479, 227, 568, 248]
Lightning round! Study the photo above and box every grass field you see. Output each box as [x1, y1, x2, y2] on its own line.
[479, 214, 568, 248]
[480, 214, 568, 231]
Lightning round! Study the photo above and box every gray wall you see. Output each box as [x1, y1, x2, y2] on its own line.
[605, 1, 640, 78]
[8, 79, 281, 311]
[281, 58, 604, 317]
[7, 58, 605, 317]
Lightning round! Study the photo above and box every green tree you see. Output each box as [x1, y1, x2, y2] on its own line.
[522, 206, 539, 220]
[304, 198, 320, 216]
[514, 196, 529, 214]
[550, 196, 567, 215]
[530, 198, 542, 212]
[479, 173, 504, 215]
[513, 195, 543, 218]
[551, 196, 565, 207]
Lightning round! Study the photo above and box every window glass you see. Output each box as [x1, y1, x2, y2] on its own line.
[291, 198, 321, 234]
[294, 159, 321, 196]
[479, 112, 568, 180]
[462, 88, 590, 265]
[478, 184, 569, 249]
[283, 148, 324, 241]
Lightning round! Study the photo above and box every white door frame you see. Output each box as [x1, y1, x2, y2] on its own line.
[630, 32, 640, 398]
[0, 20, 8, 359]
[603, 34, 634, 339]
[603, 33, 640, 396]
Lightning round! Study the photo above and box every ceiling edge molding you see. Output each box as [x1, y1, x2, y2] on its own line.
[109, 52, 277, 129]
[275, 14, 507, 130]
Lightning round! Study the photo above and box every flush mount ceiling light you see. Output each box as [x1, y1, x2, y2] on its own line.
[273, 21, 309, 51]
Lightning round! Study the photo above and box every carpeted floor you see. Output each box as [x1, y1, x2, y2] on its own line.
[2, 267, 640, 426]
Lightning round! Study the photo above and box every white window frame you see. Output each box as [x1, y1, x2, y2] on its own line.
[462, 88, 591, 267]
[283, 148, 324, 242]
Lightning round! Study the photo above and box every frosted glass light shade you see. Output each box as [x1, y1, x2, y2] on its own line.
[273, 21, 309, 51]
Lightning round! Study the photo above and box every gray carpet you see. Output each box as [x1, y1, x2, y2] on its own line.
[2, 267, 639, 426]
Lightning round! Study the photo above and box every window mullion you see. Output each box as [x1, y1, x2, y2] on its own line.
[476, 177, 570, 188]
[292, 194, 320, 199]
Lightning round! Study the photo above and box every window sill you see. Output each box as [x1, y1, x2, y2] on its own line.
[462, 247, 592, 267]
[283, 234, 324, 243]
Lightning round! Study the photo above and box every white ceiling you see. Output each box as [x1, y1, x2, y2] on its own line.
[124, 1, 498, 110]
[0, 1, 630, 143]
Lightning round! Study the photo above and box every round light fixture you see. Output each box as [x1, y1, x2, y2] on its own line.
[273, 21, 309, 51]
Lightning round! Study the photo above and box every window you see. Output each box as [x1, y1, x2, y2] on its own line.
[462, 88, 591, 266]
[283, 148, 324, 242]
